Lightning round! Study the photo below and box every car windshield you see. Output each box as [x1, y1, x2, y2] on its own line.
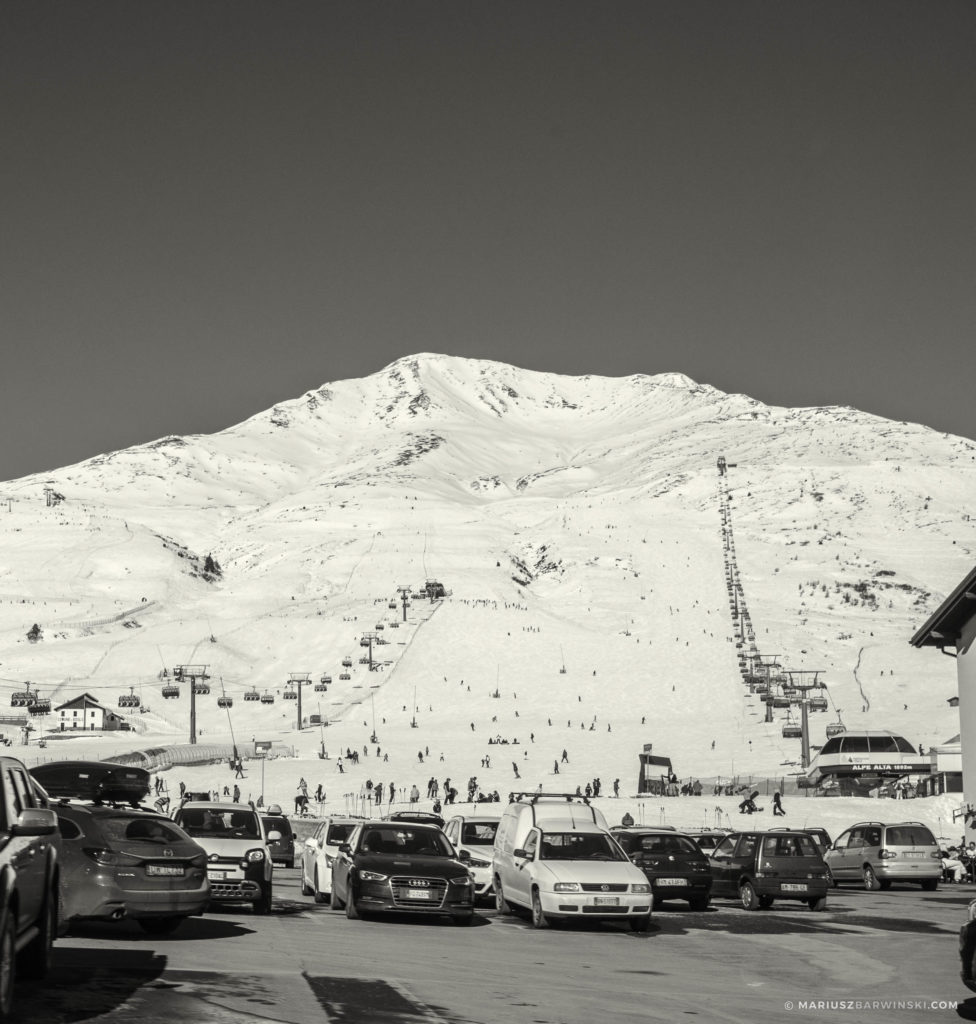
[461, 822, 498, 846]
[326, 823, 357, 845]
[102, 816, 190, 845]
[262, 817, 290, 835]
[761, 835, 819, 858]
[359, 828, 453, 857]
[180, 808, 259, 838]
[539, 832, 627, 861]
[638, 835, 701, 855]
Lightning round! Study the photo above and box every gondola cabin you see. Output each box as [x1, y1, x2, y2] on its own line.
[260, 692, 275, 704]
[782, 721, 803, 739]
[192, 679, 210, 695]
[388, 601, 397, 609]
[118, 688, 141, 709]
[808, 696, 828, 711]
[244, 689, 260, 702]
[29, 697, 52, 716]
[314, 681, 328, 692]
[339, 672, 351, 681]
[284, 689, 297, 700]
[217, 695, 233, 709]
[10, 691, 34, 708]
[825, 719, 846, 738]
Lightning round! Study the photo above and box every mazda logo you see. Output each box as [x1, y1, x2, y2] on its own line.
[163, 848, 173, 857]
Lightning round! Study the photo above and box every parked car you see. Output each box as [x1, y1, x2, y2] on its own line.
[443, 812, 501, 903]
[301, 816, 362, 904]
[174, 802, 278, 914]
[30, 759, 208, 935]
[959, 898, 976, 991]
[683, 829, 732, 854]
[612, 827, 712, 910]
[492, 793, 652, 930]
[823, 821, 941, 890]
[770, 826, 832, 853]
[709, 830, 830, 910]
[0, 755, 61, 1019]
[330, 820, 475, 924]
[261, 806, 296, 868]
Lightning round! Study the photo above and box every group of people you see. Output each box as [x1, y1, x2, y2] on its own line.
[941, 842, 976, 883]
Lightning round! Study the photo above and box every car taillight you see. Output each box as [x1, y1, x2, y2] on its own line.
[82, 847, 140, 867]
[879, 849, 897, 859]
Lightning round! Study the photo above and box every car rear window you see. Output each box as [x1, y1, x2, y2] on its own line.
[639, 835, 701, 855]
[761, 835, 819, 858]
[886, 826, 935, 847]
[101, 816, 189, 844]
[263, 816, 291, 835]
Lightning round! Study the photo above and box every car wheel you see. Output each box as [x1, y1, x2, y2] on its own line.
[758, 895, 774, 909]
[20, 883, 56, 979]
[314, 869, 329, 905]
[807, 896, 827, 912]
[494, 878, 510, 915]
[452, 912, 474, 926]
[530, 889, 550, 929]
[920, 878, 938, 892]
[629, 913, 651, 933]
[254, 882, 273, 915]
[0, 911, 15, 1021]
[862, 865, 880, 891]
[739, 881, 761, 911]
[301, 868, 314, 897]
[138, 916, 184, 936]
[688, 896, 710, 912]
[345, 888, 361, 920]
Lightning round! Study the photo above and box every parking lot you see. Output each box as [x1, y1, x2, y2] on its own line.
[15, 866, 973, 1024]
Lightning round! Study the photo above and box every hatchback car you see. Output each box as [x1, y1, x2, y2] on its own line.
[612, 827, 712, 910]
[174, 802, 278, 914]
[709, 831, 830, 910]
[51, 802, 209, 934]
[824, 821, 941, 890]
[301, 816, 362, 904]
[330, 821, 475, 924]
[261, 807, 296, 868]
[443, 812, 500, 903]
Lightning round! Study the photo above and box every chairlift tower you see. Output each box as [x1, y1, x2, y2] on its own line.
[397, 585, 411, 622]
[174, 664, 209, 744]
[360, 633, 380, 671]
[785, 670, 827, 768]
[289, 673, 311, 731]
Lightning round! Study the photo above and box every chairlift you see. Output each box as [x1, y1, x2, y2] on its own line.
[29, 696, 52, 716]
[389, 621, 399, 628]
[360, 638, 371, 647]
[342, 657, 353, 668]
[118, 687, 141, 709]
[374, 623, 384, 630]
[339, 672, 351, 681]
[217, 695, 233, 709]
[388, 602, 397, 609]
[826, 713, 846, 738]
[314, 681, 328, 692]
[162, 684, 180, 699]
[320, 674, 332, 685]
[283, 689, 298, 700]
[260, 691, 275, 704]
[771, 694, 790, 708]
[782, 713, 802, 739]
[192, 678, 210, 695]
[10, 690, 34, 708]
[244, 688, 260, 702]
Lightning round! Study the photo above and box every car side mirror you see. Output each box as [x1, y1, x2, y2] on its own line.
[458, 849, 471, 862]
[338, 842, 351, 855]
[513, 848, 527, 859]
[267, 830, 282, 842]
[12, 807, 58, 837]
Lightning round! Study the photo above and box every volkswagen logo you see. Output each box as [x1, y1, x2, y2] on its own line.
[601, 884, 610, 891]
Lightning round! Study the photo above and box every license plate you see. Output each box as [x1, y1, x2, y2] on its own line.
[904, 852, 927, 859]
[147, 864, 183, 877]
[656, 878, 685, 887]
[594, 896, 619, 906]
[207, 871, 228, 881]
[781, 883, 807, 892]
[407, 888, 432, 900]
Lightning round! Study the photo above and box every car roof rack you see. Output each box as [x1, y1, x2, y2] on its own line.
[510, 791, 592, 805]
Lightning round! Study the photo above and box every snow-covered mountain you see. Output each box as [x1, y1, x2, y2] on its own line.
[3, 353, 975, 816]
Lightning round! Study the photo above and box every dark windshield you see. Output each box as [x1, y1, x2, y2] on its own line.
[359, 827, 454, 857]
[104, 816, 191, 845]
[461, 822, 498, 846]
[539, 832, 627, 861]
[326, 823, 357, 845]
[886, 826, 935, 847]
[180, 808, 259, 838]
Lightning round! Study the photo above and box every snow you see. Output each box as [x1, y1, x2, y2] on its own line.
[2, 353, 974, 844]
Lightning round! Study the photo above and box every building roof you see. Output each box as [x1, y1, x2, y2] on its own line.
[910, 564, 976, 649]
[54, 692, 109, 712]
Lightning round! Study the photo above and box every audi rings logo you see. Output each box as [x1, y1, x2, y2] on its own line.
[408, 879, 429, 887]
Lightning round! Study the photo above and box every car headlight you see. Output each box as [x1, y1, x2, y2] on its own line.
[467, 856, 491, 868]
[246, 849, 266, 863]
[553, 882, 581, 893]
[630, 883, 651, 894]
[451, 876, 473, 887]
[358, 870, 388, 882]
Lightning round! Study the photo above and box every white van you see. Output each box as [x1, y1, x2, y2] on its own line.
[492, 793, 652, 930]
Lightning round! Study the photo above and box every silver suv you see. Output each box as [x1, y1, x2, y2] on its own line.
[174, 802, 278, 913]
[824, 821, 941, 890]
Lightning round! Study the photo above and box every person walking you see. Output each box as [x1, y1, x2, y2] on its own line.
[772, 791, 785, 816]
[232, 784, 241, 802]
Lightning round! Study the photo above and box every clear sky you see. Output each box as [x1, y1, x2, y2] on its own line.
[2, 1, 974, 483]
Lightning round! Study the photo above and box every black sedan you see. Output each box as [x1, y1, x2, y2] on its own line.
[330, 821, 475, 925]
[612, 827, 712, 910]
